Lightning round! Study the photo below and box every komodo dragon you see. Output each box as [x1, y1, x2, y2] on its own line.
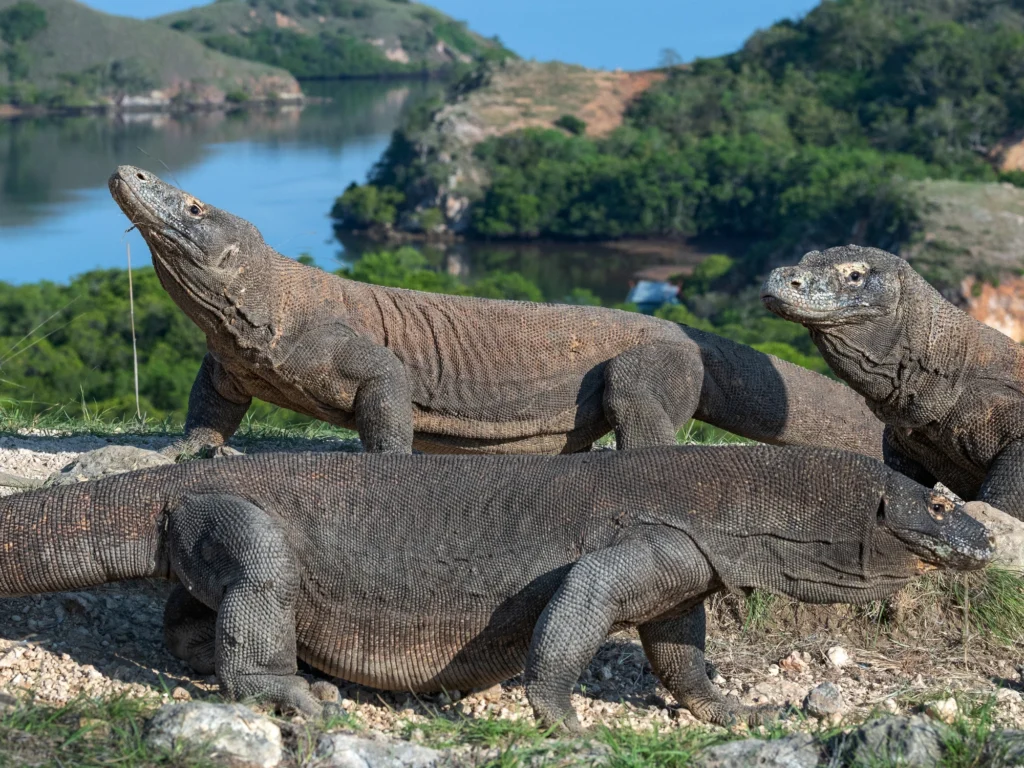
[762, 244, 1024, 521]
[0, 446, 993, 730]
[108, 165, 884, 459]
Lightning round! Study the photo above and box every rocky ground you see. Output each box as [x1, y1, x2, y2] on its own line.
[0, 434, 1022, 766]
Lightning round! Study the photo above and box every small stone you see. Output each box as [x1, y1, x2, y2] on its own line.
[997, 688, 1022, 705]
[310, 680, 340, 703]
[78, 717, 112, 740]
[925, 697, 958, 724]
[599, 665, 614, 681]
[711, 673, 726, 687]
[477, 684, 502, 703]
[804, 682, 844, 719]
[0, 651, 19, 669]
[767, 664, 780, 676]
[314, 732, 443, 768]
[882, 698, 899, 714]
[826, 646, 851, 668]
[0, 692, 17, 713]
[145, 702, 283, 768]
[171, 687, 191, 702]
[779, 651, 809, 674]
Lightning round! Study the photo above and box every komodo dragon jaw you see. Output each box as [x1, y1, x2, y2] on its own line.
[760, 245, 903, 328]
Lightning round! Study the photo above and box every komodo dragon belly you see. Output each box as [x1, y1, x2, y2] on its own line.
[293, 594, 552, 691]
[216, 341, 615, 453]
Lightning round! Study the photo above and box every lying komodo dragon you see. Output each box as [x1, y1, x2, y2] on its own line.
[0, 446, 993, 730]
[762, 244, 1024, 521]
[108, 165, 884, 459]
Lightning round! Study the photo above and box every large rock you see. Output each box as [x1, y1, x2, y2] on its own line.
[312, 732, 443, 768]
[842, 715, 946, 768]
[963, 501, 1024, 572]
[985, 729, 1024, 767]
[47, 446, 173, 487]
[693, 734, 820, 768]
[145, 702, 283, 768]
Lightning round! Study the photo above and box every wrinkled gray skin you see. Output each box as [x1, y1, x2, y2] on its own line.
[0, 446, 993, 730]
[108, 165, 885, 460]
[761, 244, 1024, 521]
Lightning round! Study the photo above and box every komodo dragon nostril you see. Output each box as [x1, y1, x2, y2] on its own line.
[790, 279, 802, 289]
[137, 172, 147, 181]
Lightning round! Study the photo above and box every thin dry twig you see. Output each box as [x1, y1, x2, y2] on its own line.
[127, 242, 141, 420]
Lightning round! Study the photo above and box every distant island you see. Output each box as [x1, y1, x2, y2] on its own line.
[158, 0, 513, 80]
[0, 0, 509, 114]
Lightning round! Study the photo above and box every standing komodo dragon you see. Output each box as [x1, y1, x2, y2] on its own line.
[762, 244, 1024, 521]
[108, 166, 884, 459]
[0, 446, 993, 730]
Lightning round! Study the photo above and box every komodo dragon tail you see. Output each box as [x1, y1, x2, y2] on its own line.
[689, 329, 885, 460]
[0, 477, 168, 596]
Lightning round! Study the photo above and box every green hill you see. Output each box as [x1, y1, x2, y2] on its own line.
[0, 0, 301, 111]
[156, 0, 514, 80]
[334, 0, 1024, 293]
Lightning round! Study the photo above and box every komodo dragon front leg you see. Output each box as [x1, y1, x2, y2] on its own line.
[167, 328, 415, 458]
[603, 344, 703, 450]
[162, 354, 253, 459]
[167, 493, 322, 715]
[978, 439, 1024, 518]
[523, 527, 773, 731]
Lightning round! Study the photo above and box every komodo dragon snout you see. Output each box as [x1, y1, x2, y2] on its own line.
[760, 245, 903, 327]
[108, 165, 263, 273]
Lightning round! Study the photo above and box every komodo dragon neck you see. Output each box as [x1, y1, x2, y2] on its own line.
[811, 273, 976, 429]
[151, 247, 327, 352]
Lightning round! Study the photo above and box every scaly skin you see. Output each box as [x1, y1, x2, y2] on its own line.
[762, 244, 1024, 521]
[107, 166, 885, 460]
[0, 446, 993, 729]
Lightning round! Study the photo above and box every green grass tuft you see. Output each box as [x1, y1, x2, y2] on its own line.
[951, 568, 1024, 646]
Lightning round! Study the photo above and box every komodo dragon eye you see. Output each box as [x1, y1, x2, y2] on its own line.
[188, 202, 204, 217]
[849, 271, 862, 282]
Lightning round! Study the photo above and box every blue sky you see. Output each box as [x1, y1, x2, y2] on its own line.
[82, 0, 819, 70]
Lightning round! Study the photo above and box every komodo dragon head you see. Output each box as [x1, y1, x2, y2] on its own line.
[759, 245, 971, 426]
[108, 165, 272, 328]
[759, 244, 909, 329]
[880, 481, 995, 571]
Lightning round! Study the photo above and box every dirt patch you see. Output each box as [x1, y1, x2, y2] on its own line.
[452, 61, 665, 141]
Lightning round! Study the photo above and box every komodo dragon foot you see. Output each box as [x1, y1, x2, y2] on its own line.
[166, 493, 325, 717]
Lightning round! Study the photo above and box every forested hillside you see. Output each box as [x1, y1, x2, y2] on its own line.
[158, 0, 513, 80]
[0, 0, 300, 110]
[335, 0, 1024, 290]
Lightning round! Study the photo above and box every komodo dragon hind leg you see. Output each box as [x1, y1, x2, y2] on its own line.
[603, 344, 702, 450]
[164, 584, 217, 675]
[524, 529, 714, 732]
[978, 438, 1024, 521]
[167, 493, 322, 716]
[639, 605, 781, 727]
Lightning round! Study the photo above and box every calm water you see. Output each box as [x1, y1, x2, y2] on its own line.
[0, 81, 700, 303]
